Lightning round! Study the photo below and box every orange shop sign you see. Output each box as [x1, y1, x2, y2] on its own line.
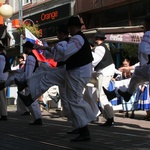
[23, 3, 70, 25]
[41, 11, 58, 21]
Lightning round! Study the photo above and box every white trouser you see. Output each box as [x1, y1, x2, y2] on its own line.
[83, 85, 101, 118]
[58, 86, 72, 120]
[28, 66, 96, 128]
[5, 71, 23, 87]
[97, 75, 114, 119]
[127, 65, 149, 94]
[5, 70, 42, 120]
[114, 78, 131, 96]
[25, 88, 42, 120]
[28, 100, 42, 120]
[17, 90, 29, 114]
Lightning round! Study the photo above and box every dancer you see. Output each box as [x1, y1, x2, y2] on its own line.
[91, 31, 115, 126]
[0, 41, 42, 125]
[17, 16, 96, 142]
[0, 44, 10, 120]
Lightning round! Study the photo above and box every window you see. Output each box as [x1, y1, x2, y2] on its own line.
[23, 0, 31, 5]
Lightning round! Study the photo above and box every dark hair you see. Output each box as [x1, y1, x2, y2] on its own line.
[67, 16, 84, 27]
[57, 24, 69, 35]
[123, 58, 130, 64]
[22, 41, 34, 49]
[17, 54, 24, 60]
[87, 38, 94, 47]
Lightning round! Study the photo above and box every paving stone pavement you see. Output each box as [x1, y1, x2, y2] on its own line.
[0, 105, 149, 150]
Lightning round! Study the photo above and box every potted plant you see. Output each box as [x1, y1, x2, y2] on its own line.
[17, 22, 42, 38]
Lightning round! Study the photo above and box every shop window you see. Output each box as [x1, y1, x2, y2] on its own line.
[23, 0, 31, 5]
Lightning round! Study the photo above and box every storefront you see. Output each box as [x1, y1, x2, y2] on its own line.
[23, 3, 72, 38]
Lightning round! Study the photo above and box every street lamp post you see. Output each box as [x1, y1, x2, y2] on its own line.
[19, 0, 23, 54]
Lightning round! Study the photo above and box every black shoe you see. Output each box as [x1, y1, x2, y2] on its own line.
[125, 113, 129, 118]
[48, 93, 60, 103]
[130, 114, 135, 119]
[102, 86, 116, 101]
[71, 125, 91, 142]
[100, 121, 114, 127]
[0, 82, 5, 91]
[0, 115, 7, 121]
[14, 78, 27, 91]
[21, 111, 30, 116]
[37, 100, 47, 107]
[29, 118, 42, 125]
[18, 92, 33, 107]
[70, 134, 91, 142]
[118, 89, 132, 102]
[100, 118, 114, 127]
[67, 129, 79, 134]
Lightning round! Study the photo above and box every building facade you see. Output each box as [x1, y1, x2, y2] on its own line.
[10, 0, 75, 39]
[3, 0, 148, 41]
[75, 0, 150, 28]
[4, 0, 149, 64]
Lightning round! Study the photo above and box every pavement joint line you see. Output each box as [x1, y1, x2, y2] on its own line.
[2, 133, 74, 150]
[5, 117, 73, 129]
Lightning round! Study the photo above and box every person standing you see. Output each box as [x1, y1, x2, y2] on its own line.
[118, 58, 134, 118]
[0, 44, 10, 120]
[119, 58, 132, 79]
[17, 16, 96, 142]
[93, 31, 115, 126]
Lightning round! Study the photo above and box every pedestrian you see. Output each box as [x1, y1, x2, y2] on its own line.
[17, 16, 96, 142]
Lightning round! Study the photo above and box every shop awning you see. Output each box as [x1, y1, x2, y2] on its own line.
[42, 25, 144, 44]
[105, 32, 144, 44]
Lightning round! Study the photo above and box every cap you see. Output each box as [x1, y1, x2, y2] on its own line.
[94, 31, 106, 40]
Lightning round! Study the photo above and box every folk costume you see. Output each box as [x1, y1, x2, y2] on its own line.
[18, 16, 96, 141]
[0, 44, 9, 120]
[93, 31, 115, 126]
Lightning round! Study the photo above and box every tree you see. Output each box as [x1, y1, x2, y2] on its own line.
[121, 43, 138, 65]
